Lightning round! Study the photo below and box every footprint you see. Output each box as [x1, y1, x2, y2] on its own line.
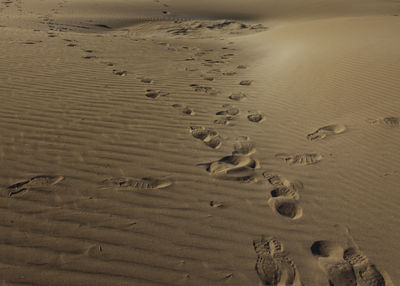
[7, 175, 64, 197]
[216, 105, 240, 116]
[253, 236, 302, 286]
[307, 124, 346, 141]
[263, 173, 303, 219]
[368, 117, 400, 127]
[214, 117, 233, 125]
[202, 76, 214, 81]
[275, 153, 322, 166]
[237, 65, 247, 69]
[101, 177, 172, 191]
[190, 126, 222, 149]
[145, 89, 169, 99]
[172, 104, 195, 115]
[222, 71, 237, 76]
[311, 241, 357, 286]
[239, 80, 253, 86]
[233, 138, 256, 155]
[190, 84, 213, 93]
[229, 92, 247, 101]
[343, 248, 387, 286]
[141, 78, 153, 84]
[248, 111, 265, 123]
[204, 154, 259, 175]
[113, 70, 128, 76]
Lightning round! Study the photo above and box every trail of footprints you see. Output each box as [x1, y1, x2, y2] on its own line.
[5, 11, 396, 284]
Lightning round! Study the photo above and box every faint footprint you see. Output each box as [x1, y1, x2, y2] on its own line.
[7, 175, 64, 197]
[113, 70, 127, 76]
[101, 177, 173, 191]
[216, 105, 240, 116]
[275, 153, 322, 166]
[368, 117, 400, 127]
[248, 111, 265, 123]
[190, 126, 222, 149]
[239, 80, 253, 86]
[172, 104, 195, 115]
[229, 92, 247, 101]
[253, 236, 302, 286]
[145, 89, 169, 99]
[307, 124, 346, 141]
[140, 78, 153, 84]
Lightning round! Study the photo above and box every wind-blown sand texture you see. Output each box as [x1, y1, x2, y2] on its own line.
[1, 0, 400, 285]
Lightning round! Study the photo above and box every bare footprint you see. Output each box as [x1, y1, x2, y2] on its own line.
[275, 153, 322, 166]
[101, 177, 172, 191]
[253, 236, 302, 286]
[248, 111, 265, 123]
[7, 175, 64, 197]
[307, 124, 346, 141]
[190, 126, 222, 149]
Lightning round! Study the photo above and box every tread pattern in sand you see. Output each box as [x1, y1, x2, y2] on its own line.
[275, 153, 322, 166]
[253, 236, 302, 286]
[7, 175, 64, 197]
[101, 177, 173, 191]
[307, 124, 346, 141]
[264, 173, 303, 219]
[311, 240, 390, 286]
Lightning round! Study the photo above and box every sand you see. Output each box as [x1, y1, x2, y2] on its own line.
[0, 0, 399, 285]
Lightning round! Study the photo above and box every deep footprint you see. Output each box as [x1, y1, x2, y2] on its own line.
[343, 248, 387, 286]
[311, 240, 357, 286]
[7, 175, 64, 197]
[253, 236, 302, 286]
[248, 111, 265, 123]
[275, 153, 322, 166]
[190, 126, 222, 149]
[307, 124, 346, 141]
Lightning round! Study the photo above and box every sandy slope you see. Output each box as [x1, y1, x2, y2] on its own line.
[0, 0, 399, 285]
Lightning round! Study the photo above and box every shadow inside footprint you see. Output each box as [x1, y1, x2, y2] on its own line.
[8, 175, 64, 197]
[268, 198, 303, 219]
[229, 92, 247, 101]
[311, 241, 357, 286]
[248, 112, 265, 123]
[253, 236, 302, 286]
[307, 124, 346, 141]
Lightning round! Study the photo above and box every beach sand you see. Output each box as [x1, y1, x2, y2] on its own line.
[0, 0, 399, 285]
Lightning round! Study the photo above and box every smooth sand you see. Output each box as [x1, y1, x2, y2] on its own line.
[0, 0, 399, 285]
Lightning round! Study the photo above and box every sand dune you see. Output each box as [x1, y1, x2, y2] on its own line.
[0, 0, 399, 285]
